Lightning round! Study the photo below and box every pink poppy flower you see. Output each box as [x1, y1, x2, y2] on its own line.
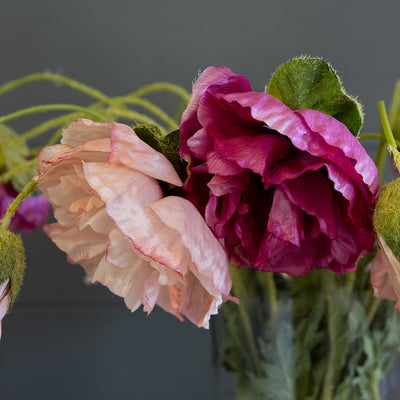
[180, 66, 379, 276]
[370, 234, 400, 311]
[35, 119, 234, 328]
[0, 279, 11, 339]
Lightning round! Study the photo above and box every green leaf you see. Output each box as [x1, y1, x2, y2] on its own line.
[266, 57, 363, 136]
[133, 124, 186, 180]
[0, 125, 36, 192]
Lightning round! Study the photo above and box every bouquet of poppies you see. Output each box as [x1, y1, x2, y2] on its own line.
[1, 57, 400, 399]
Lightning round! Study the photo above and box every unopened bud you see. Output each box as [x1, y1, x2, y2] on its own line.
[0, 227, 26, 307]
[373, 178, 400, 260]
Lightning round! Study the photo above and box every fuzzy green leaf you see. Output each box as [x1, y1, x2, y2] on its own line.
[133, 124, 186, 180]
[266, 57, 363, 136]
[0, 228, 26, 307]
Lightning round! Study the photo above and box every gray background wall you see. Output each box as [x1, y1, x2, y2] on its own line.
[0, 1, 400, 399]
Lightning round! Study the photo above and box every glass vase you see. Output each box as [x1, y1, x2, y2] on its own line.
[212, 261, 400, 400]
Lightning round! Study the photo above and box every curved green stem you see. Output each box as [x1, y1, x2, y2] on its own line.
[173, 99, 189, 121]
[0, 180, 38, 230]
[130, 82, 190, 102]
[378, 100, 400, 171]
[0, 73, 110, 103]
[106, 108, 167, 134]
[0, 159, 37, 185]
[0, 104, 105, 125]
[114, 96, 178, 129]
[8, 112, 83, 146]
[388, 80, 400, 126]
[378, 101, 397, 149]
[357, 133, 382, 141]
[375, 138, 388, 183]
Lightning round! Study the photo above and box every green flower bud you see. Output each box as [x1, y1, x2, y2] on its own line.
[0, 227, 26, 308]
[373, 178, 400, 261]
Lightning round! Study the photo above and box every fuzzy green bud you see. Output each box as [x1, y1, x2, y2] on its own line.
[373, 178, 400, 261]
[0, 227, 26, 308]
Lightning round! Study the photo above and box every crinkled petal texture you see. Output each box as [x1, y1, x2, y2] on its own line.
[0, 279, 11, 339]
[370, 234, 400, 311]
[180, 66, 378, 276]
[0, 184, 50, 234]
[35, 119, 233, 328]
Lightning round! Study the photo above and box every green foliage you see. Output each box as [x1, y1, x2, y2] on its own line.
[0, 124, 36, 192]
[133, 124, 187, 181]
[266, 57, 363, 136]
[0, 227, 26, 308]
[215, 266, 400, 400]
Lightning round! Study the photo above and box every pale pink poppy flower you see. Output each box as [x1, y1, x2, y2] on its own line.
[35, 119, 234, 328]
[370, 234, 400, 311]
[0, 279, 11, 339]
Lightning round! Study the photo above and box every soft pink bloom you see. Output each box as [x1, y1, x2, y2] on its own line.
[370, 234, 400, 311]
[180, 66, 379, 276]
[0, 279, 11, 339]
[35, 119, 234, 328]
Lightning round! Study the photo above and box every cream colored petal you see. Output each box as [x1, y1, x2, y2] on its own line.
[78, 207, 115, 233]
[180, 273, 220, 329]
[143, 270, 161, 313]
[109, 122, 182, 186]
[371, 234, 400, 311]
[106, 228, 137, 268]
[44, 223, 107, 265]
[69, 195, 103, 214]
[150, 196, 232, 297]
[91, 255, 152, 312]
[82, 161, 180, 265]
[61, 119, 112, 146]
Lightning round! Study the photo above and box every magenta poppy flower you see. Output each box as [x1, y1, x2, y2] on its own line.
[0, 183, 50, 234]
[180, 66, 379, 276]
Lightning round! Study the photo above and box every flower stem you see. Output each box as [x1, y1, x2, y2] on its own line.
[0, 159, 37, 184]
[321, 274, 335, 400]
[265, 273, 278, 320]
[106, 108, 167, 134]
[7, 112, 82, 147]
[375, 137, 388, 183]
[130, 82, 191, 102]
[0, 180, 38, 230]
[357, 133, 382, 141]
[0, 73, 110, 103]
[378, 101, 400, 172]
[0, 104, 105, 125]
[378, 101, 397, 149]
[114, 96, 178, 129]
[230, 267, 262, 376]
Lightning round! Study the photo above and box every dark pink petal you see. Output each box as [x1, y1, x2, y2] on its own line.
[267, 187, 305, 246]
[0, 184, 50, 234]
[180, 66, 251, 156]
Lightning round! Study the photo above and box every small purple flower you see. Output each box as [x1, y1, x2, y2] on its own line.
[0, 183, 50, 234]
[180, 66, 379, 276]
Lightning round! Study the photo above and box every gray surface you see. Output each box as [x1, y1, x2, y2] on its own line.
[0, 1, 400, 399]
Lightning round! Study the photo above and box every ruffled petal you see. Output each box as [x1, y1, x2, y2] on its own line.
[371, 234, 400, 311]
[109, 122, 182, 186]
[61, 119, 113, 147]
